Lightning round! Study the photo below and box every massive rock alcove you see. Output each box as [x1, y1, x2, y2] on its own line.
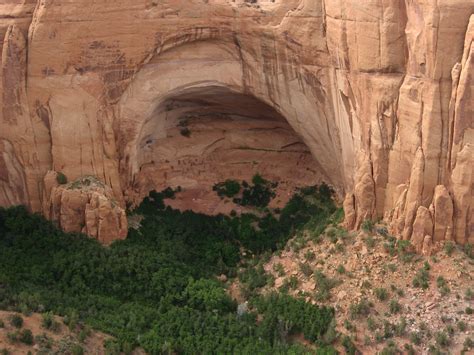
[124, 85, 326, 213]
[0, 0, 472, 248]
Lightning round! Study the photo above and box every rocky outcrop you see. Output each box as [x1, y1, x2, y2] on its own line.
[0, 1, 472, 245]
[43, 173, 127, 244]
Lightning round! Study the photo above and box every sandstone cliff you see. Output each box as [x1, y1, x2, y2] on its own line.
[0, 0, 472, 246]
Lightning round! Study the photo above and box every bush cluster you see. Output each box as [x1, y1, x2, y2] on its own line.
[0, 183, 337, 354]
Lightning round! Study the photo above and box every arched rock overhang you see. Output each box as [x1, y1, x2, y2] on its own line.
[116, 37, 350, 203]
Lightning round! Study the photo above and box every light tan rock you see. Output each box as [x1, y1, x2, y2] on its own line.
[431, 185, 454, 243]
[46, 176, 127, 245]
[422, 235, 433, 257]
[411, 207, 433, 253]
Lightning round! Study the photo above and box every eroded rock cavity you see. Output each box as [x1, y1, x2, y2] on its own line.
[127, 86, 326, 214]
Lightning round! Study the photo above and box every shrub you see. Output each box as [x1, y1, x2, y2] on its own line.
[436, 276, 450, 296]
[465, 288, 473, 300]
[464, 243, 473, 258]
[466, 307, 473, 315]
[380, 340, 399, 355]
[457, 321, 467, 332]
[367, 317, 377, 331]
[35, 333, 53, 349]
[389, 299, 402, 314]
[444, 241, 455, 256]
[180, 128, 191, 137]
[349, 298, 372, 319]
[463, 337, 473, 352]
[299, 262, 313, 277]
[361, 219, 374, 233]
[435, 331, 450, 347]
[213, 180, 241, 198]
[236, 175, 276, 208]
[304, 250, 316, 261]
[375, 288, 389, 301]
[364, 235, 376, 249]
[273, 263, 285, 277]
[0, 320, 4, 328]
[19, 329, 33, 345]
[9, 315, 23, 329]
[336, 264, 346, 274]
[56, 172, 68, 185]
[41, 312, 60, 332]
[314, 271, 339, 301]
[284, 275, 299, 290]
[413, 264, 430, 289]
[342, 335, 358, 355]
[394, 317, 407, 336]
[410, 331, 422, 345]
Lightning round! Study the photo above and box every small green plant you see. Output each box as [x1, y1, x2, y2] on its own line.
[375, 287, 389, 301]
[35, 333, 53, 349]
[349, 298, 372, 319]
[389, 299, 401, 314]
[464, 287, 473, 300]
[367, 317, 377, 331]
[9, 314, 23, 329]
[344, 319, 355, 332]
[387, 263, 397, 272]
[41, 312, 60, 332]
[436, 276, 450, 296]
[56, 172, 68, 185]
[394, 317, 407, 336]
[361, 219, 374, 233]
[299, 262, 313, 277]
[457, 320, 467, 332]
[464, 243, 473, 258]
[404, 343, 416, 355]
[273, 263, 285, 277]
[314, 270, 339, 302]
[444, 241, 455, 256]
[463, 337, 473, 352]
[435, 331, 450, 347]
[364, 235, 376, 249]
[466, 307, 473, 315]
[383, 320, 394, 339]
[283, 275, 299, 290]
[336, 264, 346, 274]
[342, 335, 358, 355]
[19, 329, 33, 345]
[380, 340, 399, 355]
[410, 331, 422, 345]
[413, 263, 430, 289]
[0, 319, 4, 328]
[313, 270, 339, 301]
[304, 250, 316, 261]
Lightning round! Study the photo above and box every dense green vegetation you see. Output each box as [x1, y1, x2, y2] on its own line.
[214, 174, 278, 208]
[0, 184, 338, 354]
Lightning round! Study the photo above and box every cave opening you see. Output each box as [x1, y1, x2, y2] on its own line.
[127, 85, 326, 214]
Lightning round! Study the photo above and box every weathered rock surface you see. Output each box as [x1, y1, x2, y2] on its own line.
[43, 173, 127, 244]
[0, 0, 472, 245]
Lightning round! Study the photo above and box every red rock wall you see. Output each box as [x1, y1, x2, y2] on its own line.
[0, 0, 472, 245]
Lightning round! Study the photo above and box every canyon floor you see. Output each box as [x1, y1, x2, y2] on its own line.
[0, 187, 472, 355]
